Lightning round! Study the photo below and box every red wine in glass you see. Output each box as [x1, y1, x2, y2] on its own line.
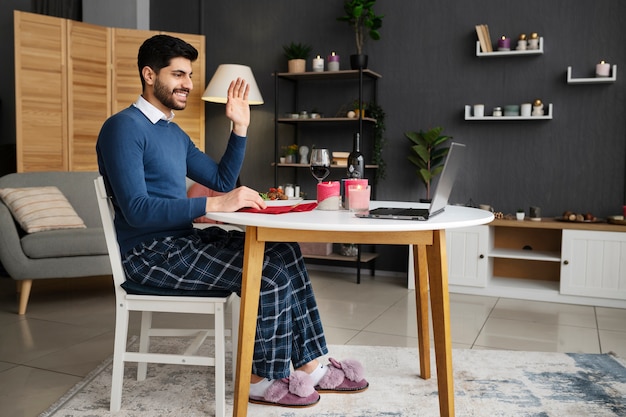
[310, 148, 331, 183]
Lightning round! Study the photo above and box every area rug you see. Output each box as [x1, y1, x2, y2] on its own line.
[40, 339, 626, 417]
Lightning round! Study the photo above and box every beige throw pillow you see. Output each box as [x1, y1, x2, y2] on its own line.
[0, 186, 86, 233]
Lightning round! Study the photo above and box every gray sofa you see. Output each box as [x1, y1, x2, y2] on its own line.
[0, 171, 111, 314]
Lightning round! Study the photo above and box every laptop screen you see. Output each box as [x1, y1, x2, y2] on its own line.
[428, 142, 466, 215]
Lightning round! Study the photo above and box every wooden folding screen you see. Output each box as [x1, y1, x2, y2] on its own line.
[14, 11, 205, 173]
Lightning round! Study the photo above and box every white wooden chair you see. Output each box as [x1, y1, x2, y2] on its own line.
[95, 176, 239, 417]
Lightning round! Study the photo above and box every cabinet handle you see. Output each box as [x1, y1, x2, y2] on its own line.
[479, 254, 484, 259]
[563, 260, 569, 265]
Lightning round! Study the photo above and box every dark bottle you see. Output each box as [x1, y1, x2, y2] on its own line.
[347, 132, 365, 179]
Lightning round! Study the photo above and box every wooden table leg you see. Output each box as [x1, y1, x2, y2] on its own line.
[426, 230, 455, 417]
[413, 244, 430, 379]
[233, 227, 265, 417]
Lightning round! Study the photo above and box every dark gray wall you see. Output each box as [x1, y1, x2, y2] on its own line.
[2, 1, 624, 272]
[0, 0, 31, 175]
[151, 0, 626, 272]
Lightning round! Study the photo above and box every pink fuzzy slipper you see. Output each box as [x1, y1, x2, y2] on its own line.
[315, 357, 369, 393]
[249, 371, 320, 408]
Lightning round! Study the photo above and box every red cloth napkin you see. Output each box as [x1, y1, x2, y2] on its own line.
[238, 202, 318, 214]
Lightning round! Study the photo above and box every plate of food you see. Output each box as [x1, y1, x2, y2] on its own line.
[259, 187, 302, 207]
[264, 197, 303, 207]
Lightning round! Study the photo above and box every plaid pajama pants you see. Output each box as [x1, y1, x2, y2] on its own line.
[122, 226, 328, 379]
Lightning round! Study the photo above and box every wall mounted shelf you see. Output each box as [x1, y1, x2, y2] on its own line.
[476, 37, 544, 57]
[464, 103, 553, 120]
[273, 162, 379, 170]
[277, 117, 377, 124]
[566, 65, 617, 84]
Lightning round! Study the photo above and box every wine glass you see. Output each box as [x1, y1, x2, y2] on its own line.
[310, 148, 331, 183]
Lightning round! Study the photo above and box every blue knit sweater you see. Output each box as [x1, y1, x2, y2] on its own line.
[96, 105, 246, 254]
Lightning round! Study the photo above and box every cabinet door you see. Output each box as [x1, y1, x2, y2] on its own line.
[447, 226, 489, 287]
[561, 230, 626, 300]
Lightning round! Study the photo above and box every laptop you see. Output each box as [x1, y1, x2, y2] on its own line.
[356, 142, 466, 221]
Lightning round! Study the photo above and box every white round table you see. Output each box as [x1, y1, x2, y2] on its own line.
[207, 202, 493, 417]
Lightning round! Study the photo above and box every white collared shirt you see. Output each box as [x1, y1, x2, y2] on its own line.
[133, 95, 175, 124]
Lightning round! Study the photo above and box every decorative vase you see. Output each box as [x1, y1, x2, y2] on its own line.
[287, 59, 306, 73]
[350, 54, 368, 70]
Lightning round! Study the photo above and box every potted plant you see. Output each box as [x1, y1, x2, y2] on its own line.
[337, 0, 383, 69]
[282, 144, 299, 163]
[351, 99, 368, 118]
[516, 209, 525, 221]
[405, 126, 452, 201]
[367, 101, 386, 183]
[283, 42, 312, 73]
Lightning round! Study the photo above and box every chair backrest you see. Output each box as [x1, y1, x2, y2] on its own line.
[94, 177, 128, 299]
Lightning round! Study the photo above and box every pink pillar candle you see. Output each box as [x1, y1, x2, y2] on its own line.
[342, 178, 368, 208]
[348, 185, 371, 212]
[316, 181, 340, 210]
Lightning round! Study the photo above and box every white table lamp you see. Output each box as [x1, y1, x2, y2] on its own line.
[202, 64, 264, 105]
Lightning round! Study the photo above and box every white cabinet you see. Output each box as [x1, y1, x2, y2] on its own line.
[442, 220, 626, 308]
[561, 230, 626, 300]
[447, 226, 489, 287]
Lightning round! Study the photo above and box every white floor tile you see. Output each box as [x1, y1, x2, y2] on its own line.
[596, 306, 626, 332]
[475, 317, 601, 353]
[598, 329, 626, 357]
[490, 298, 597, 328]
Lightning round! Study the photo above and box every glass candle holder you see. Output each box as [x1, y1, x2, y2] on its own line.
[348, 185, 371, 213]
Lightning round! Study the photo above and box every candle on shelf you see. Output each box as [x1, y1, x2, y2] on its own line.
[327, 51, 340, 71]
[596, 60, 611, 77]
[342, 178, 368, 209]
[312, 55, 324, 72]
[516, 33, 527, 50]
[497, 36, 511, 51]
[316, 181, 340, 210]
[528, 32, 539, 50]
[348, 185, 371, 213]
[532, 98, 544, 116]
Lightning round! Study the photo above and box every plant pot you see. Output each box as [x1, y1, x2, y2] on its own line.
[287, 59, 306, 73]
[516, 212, 525, 221]
[350, 54, 368, 70]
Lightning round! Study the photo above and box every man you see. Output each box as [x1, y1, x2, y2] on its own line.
[96, 34, 368, 408]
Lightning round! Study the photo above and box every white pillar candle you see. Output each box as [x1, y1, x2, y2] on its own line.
[312, 55, 324, 72]
[596, 61, 611, 77]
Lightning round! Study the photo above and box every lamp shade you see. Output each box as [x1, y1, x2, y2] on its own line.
[202, 64, 264, 105]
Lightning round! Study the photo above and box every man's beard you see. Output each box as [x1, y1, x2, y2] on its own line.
[154, 77, 188, 111]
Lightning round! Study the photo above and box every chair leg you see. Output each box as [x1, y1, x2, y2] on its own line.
[214, 303, 226, 417]
[229, 294, 240, 382]
[137, 311, 153, 381]
[110, 307, 130, 412]
[17, 280, 33, 315]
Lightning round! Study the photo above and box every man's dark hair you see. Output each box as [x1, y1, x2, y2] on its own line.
[137, 34, 199, 89]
